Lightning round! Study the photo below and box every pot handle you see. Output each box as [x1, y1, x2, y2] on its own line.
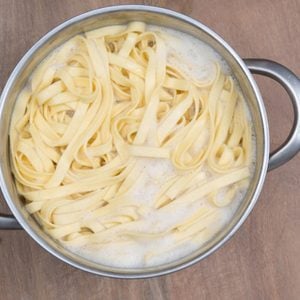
[0, 214, 21, 229]
[244, 59, 300, 171]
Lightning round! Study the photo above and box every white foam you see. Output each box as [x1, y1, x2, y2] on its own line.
[67, 25, 256, 268]
[68, 158, 249, 268]
[148, 24, 230, 80]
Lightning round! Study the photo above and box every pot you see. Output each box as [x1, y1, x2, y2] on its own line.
[0, 5, 299, 278]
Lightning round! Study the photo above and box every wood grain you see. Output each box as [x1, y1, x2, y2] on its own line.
[0, 1, 299, 299]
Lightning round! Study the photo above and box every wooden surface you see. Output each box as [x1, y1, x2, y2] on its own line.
[0, 1, 299, 299]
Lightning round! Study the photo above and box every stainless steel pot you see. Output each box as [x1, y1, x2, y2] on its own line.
[0, 5, 299, 278]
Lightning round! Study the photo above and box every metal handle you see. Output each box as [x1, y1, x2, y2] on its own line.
[0, 214, 21, 229]
[244, 59, 300, 171]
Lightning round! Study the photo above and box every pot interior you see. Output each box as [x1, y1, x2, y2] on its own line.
[0, 6, 268, 277]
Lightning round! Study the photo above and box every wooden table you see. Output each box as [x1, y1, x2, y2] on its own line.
[0, 1, 299, 299]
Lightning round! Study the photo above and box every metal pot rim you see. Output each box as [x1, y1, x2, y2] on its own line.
[0, 5, 271, 278]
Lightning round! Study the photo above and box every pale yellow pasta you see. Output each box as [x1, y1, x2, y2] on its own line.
[10, 22, 253, 264]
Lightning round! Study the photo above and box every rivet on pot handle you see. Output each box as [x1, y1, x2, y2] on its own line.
[244, 59, 300, 171]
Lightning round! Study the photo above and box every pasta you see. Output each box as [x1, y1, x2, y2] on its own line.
[10, 22, 253, 267]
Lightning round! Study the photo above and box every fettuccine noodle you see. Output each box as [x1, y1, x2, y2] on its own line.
[10, 22, 253, 267]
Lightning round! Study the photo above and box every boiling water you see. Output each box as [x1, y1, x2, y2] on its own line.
[70, 159, 247, 268]
[67, 25, 255, 268]
[148, 24, 230, 80]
